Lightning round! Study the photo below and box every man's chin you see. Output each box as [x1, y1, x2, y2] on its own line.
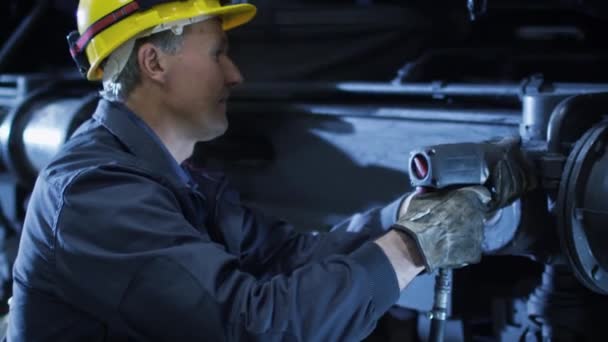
[196, 121, 228, 142]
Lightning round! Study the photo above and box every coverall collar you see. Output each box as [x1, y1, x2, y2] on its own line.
[92, 99, 193, 187]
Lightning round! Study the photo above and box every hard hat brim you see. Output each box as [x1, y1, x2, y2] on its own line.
[213, 3, 258, 31]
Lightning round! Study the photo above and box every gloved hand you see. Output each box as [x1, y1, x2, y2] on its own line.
[392, 186, 491, 273]
[484, 136, 537, 210]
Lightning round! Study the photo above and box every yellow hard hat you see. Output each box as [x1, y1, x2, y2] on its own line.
[67, 0, 257, 81]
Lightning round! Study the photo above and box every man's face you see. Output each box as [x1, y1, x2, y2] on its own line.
[162, 19, 243, 141]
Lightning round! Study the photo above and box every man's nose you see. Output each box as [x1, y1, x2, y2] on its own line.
[224, 57, 244, 88]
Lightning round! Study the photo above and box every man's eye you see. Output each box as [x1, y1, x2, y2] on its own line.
[215, 48, 228, 59]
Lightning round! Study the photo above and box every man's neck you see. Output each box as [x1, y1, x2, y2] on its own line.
[124, 91, 195, 164]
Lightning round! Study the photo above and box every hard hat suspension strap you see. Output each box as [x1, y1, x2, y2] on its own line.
[68, 2, 141, 60]
[67, 0, 189, 76]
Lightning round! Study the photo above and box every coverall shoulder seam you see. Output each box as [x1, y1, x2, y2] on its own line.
[51, 162, 178, 264]
[50, 167, 95, 264]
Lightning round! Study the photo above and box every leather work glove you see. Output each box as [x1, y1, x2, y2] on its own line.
[484, 136, 537, 210]
[392, 186, 492, 273]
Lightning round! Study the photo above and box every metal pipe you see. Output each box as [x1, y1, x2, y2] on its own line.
[520, 95, 569, 141]
[232, 81, 608, 100]
[429, 318, 445, 342]
[475, 0, 578, 11]
[547, 98, 574, 153]
[230, 102, 521, 126]
[0, 0, 49, 72]
[547, 93, 608, 153]
[429, 269, 453, 342]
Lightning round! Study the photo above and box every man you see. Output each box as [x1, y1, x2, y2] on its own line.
[6, 1, 530, 341]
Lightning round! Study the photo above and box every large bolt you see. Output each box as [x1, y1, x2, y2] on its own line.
[592, 265, 603, 282]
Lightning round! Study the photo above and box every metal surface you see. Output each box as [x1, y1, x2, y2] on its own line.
[466, 0, 608, 17]
[429, 269, 452, 342]
[22, 99, 85, 173]
[494, 264, 604, 341]
[408, 143, 490, 189]
[0, 75, 56, 108]
[0, 78, 20, 107]
[230, 102, 520, 126]
[0, 86, 96, 185]
[546, 93, 608, 154]
[557, 120, 608, 294]
[0, 76, 28, 107]
[482, 200, 521, 253]
[521, 95, 569, 141]
[0, 86, 49, 183]
[467, 0, 488, 20]
[232, 81, 608, 100]
[0, 111, 6, 173]
[213, 108, 519, 231]
[525, 265, 593, 341]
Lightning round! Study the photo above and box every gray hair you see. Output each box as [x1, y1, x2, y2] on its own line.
[99, 30, 185, 102]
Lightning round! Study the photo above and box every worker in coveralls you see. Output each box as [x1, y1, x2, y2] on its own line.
[6, 1, 533, 340]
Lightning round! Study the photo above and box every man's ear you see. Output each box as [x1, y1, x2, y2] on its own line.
[137, 42, 169, 84]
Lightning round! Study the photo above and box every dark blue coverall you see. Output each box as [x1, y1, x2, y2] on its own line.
[7, 100, 403, 341]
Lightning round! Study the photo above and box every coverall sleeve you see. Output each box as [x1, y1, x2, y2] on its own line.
[233, 190, 406, 276]
[54, 165, 400, 341]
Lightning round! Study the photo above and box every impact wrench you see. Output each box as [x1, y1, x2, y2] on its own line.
[407, 139, 527, 342]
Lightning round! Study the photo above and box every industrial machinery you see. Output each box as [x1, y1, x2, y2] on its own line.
[407, 97, 608, 340]
[1, 0, 607, 341]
